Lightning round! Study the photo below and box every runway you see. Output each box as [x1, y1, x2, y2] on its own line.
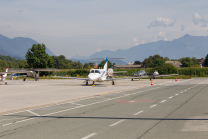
[0, 78, 208, 139]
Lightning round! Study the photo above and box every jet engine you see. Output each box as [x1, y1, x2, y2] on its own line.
[108, 68, 113, 77]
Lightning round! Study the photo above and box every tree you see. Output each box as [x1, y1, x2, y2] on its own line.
[154, 63, 177, 74]
[98, 60, 112, 69]
[18, 60, 29, 68]
[191, 57, 198, 65]
[26, 44, 53, 68]
[164, 57, 170, 61]
[52, 55, 72, 69]
[181, 57, 194, 67]
[204, 54, 208, 67]
[142, 58, 153, 68]
[142, 54, 165, 68]
[151, 57, 165, 67]
[192, 64, 201, 67]
[83, 63, 90, 69]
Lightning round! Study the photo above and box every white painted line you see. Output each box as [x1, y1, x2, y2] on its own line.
[1, 83, 182, 127]
[1, 123, 12, 127]
[68, 102, 85, 106]
[134, 111, 144, 115]
[169, 96, 173, 99]
[188, 88, 190, 89]
[0, 117, 26, 122]
[184, 90, 187, 91]
[15, 118, 36, 124]
[160, 100, 166, 103]
[180, 91, 183, 93]
[175, 94, 178, 96]
[110, 120, 125, 126]
[150, 104, 157, 108]
[81, 133, 97, 139]
[26, 110, 40, 116]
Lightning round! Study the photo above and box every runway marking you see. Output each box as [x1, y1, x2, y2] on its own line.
[110, 120, 125, 126]
[184, 90, 187, 91]
[68, 102, 85, 106]
[14, 117, 36, 124]
[81, 133, 97, 139]
[175, 94, 178, 96]
[180, 91, 183, 93]
[134, 111, 144, 115]
[0, 117, 25, 122]
[26, 110, 40, 116]
[169, 96, 173, 99]
[2, 123, 12, 127]
[1, 80, 191, 127]
[150, 104, 157, 108]
[160, 100, 166, 103]
[117, 100, 153, 103]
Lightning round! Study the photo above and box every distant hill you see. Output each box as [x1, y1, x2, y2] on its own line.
[0, 34, 55, 59]
[88, 34, 208, 63]
[69, 59, 127, 65]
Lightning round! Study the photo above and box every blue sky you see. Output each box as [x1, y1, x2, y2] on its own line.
[1, 0, 208, 58]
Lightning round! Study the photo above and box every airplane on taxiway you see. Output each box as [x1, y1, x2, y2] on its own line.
[130, 70, 178, 81]
[53, 57, 129, 86]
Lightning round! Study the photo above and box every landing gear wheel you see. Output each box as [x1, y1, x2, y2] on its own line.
[23, 78, 26, 81]
[92, 81, 95, 86]
[85, 81, 88, 85]
[150, 78, 152, 81]
[112, 81, 115, 85]
[131, 79, 133, 81]
[5, 82, 7, 85]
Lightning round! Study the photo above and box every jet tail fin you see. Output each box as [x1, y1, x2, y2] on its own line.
[5, 68, 8, 76]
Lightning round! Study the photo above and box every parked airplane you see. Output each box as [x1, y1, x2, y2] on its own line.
[0, 68, 13, 85]
[7, 68, 59, 81]
[130, 70, 178, 81]
[53, 57, 129, 86]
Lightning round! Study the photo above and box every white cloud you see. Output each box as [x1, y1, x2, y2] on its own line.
[96, 48, 101, 52]
[133, 37, 139, 45]
[154, 31, 168, 41]
[193, 13, 208, 27]
[180, 25, 185, 31]
[148, 17, 175, 28]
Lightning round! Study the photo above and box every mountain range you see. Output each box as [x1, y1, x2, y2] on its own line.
[0, 34, 55, 59]
[84, 34, 208, 63]
[1, 33, 208, 64]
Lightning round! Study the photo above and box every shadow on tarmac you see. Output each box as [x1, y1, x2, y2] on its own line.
[5, 115, 208, 121]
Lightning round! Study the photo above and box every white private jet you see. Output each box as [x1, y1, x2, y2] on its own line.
[53, 57, 129, 86]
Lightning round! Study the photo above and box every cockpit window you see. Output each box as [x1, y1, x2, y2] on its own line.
[90, 70, 94, 73]
[95, 70, 100, 73]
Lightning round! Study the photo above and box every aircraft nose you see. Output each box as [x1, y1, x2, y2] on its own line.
[88, 74, 99, 81]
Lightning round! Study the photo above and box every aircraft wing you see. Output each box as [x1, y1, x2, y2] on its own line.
[155, 74, 178, 77]
[52, 76, 89, 80]
[104, 77, 139, 81]
[0, 71, 27, 74]
[33, 69, 60, 71]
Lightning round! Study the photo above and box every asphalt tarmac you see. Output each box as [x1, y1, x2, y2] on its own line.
[0, 78, 208, 139]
